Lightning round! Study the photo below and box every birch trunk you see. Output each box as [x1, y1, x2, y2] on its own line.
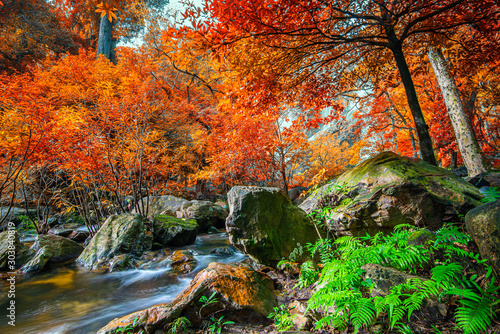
[96, 15, 113, 60]
[428, 46, 487, 176]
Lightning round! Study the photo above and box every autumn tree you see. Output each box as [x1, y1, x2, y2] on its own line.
[196, 0, 500, 165]
[0, 0, 82, 72]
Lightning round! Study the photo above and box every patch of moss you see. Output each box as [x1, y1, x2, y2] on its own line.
[154, 215, 198, 230]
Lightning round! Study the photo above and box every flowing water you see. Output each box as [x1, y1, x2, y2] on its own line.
[0, 233, 246, 334]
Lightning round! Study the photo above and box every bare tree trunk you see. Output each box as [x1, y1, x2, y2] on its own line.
[96, 15, 113, 60]
[428, 46, 487, 177]
[389, 42, 437, 165]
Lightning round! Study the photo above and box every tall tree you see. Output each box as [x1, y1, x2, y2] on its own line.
[198, 0, 500, 165]
[428, 46, 487, 176]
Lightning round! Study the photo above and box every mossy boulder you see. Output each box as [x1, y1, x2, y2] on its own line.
[303, 152, 483, 236]
[153, 215, 198, 246]
[176, 200, 228, 232]
[226, 186, 321, 267]
[77, 214, 153, 270]
[408, 229, 436, 247]
[465, 200, 500, 275]
[97, 262, 277, 334]
[0, 230, 26, 270]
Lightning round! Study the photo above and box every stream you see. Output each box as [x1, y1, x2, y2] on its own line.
[0, 233, 246, 334]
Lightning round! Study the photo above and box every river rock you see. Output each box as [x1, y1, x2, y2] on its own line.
[108, 254, 137, 272]
[153, 215, 198, 247]
[0, 230, 26, 270]
[465, 199, 500, 275]
[97, 262, 277, 334]
[226, 186, 320, 267]
[19, 235, 83, 274]
[176, 200, 228, 232]
[67, 230, 90, 242]
[77, 214, 153, 270]
[302, 152, 483, 236]
[135, 195, 189, 217]
[20, 247, 54, 274]
[169, 250, 197, 274]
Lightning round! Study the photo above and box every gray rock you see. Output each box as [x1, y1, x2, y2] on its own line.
[465, 199, 500, 275]
[77, 214, 153, 270]
[176, 200, 228, 232]
[20, 247, 54, 274]
[135, 196, 189, 217]
[226, 186, 321, 267]
[27, 234, 83, 263]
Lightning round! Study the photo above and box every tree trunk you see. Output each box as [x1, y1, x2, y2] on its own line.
[428, 46, 487, 176]
[96, 15, 113, 60]
[389, 43, 437, 165]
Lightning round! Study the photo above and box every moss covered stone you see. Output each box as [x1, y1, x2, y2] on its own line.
[176, 200, 228, 232]
[226, 186, 321, 267]
[77, 214, 153, 270]
[465, 200, 500, 275]
[152, 215, 198, 247]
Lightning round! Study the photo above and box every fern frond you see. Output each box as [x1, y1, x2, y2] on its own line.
[455, 295, 493, 334]
[431, 263, 462, 285]
[351, 298, 376, 330]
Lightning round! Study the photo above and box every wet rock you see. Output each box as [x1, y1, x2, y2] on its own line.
[98, 262, 277, 334]
[20, 247, 54, 274]
[176, 200, 228, 232]
[465, 199, 500, 275]
[209, 247, 235, 256]
[226, 186, 321, 267]
[77, 214, 153, 270]
[153, 215, 198, 247]
[0, 230, 26, 270]
[169, 250, 197, 274]
[67, 230, 90, 243]
[302, 152, 483, 237]
[108, 254, 137, 272]
[26, 234, 84, 263]
[135, 195, 189, 217]
[207, 226, 220, 234]
[47, 228, 74, 238]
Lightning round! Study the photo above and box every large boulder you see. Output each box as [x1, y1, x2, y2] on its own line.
[301, 152, 483, 236]
[0, 230, 26, 270]
[19, 234, 83, 273]
[97, 262, 277, 334]
[465, 200, 500, 275]
[226, 186, 320, 267]
[135, 195, 189, 217]
[77, 214, 153, 270]
[152, 215, 198, 247]
[176, 200, 228, 232]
